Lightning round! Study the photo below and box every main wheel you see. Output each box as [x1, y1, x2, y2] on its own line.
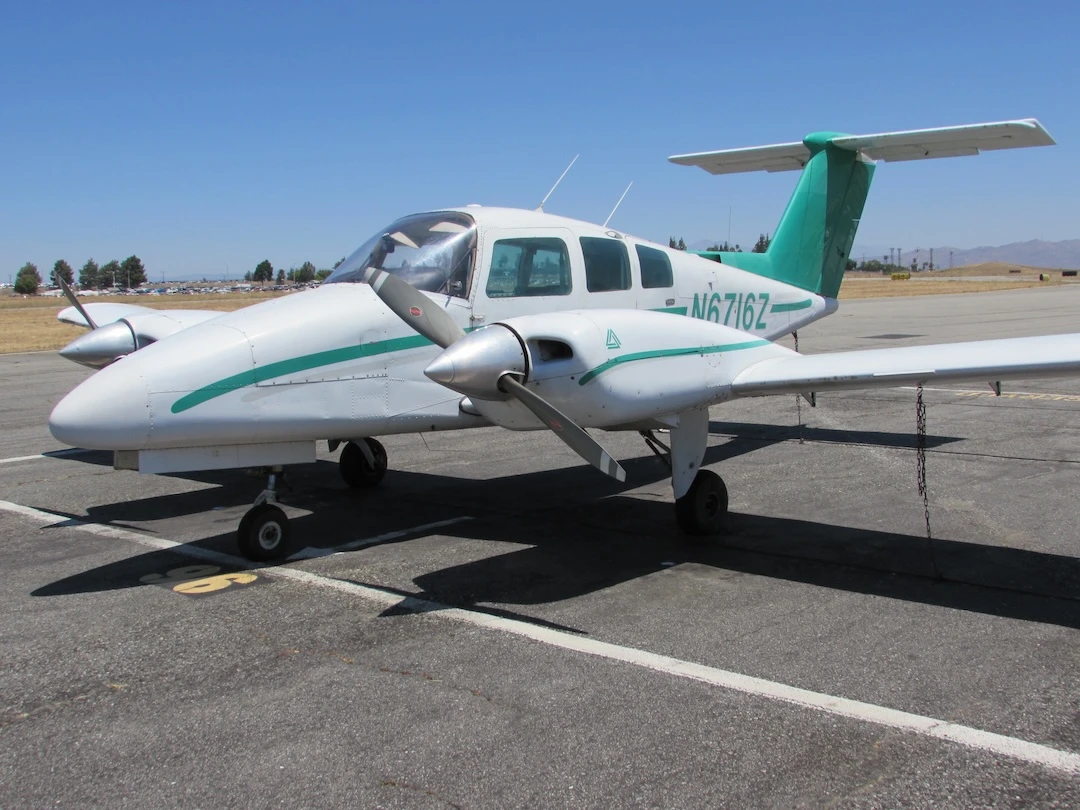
[339, 438, 388, 488]
[237, 504, 291, 561]
[675, 470, 729, 536]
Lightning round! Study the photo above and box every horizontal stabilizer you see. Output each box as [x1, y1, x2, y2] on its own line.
[731, 333, 1080, 397]
[669, 119, 1054, 175]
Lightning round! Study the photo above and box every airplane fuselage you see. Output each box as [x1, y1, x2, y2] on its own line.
[49, 206, 829, 469]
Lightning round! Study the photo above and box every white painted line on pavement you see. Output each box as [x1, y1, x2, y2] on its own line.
[288, 516, 474, 560]
[0, 449, 91, 465]
[2, 498, 1077, 776]
[0, 455, 47, 465]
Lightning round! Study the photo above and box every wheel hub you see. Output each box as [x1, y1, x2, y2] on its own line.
[702, 492, 720, 518]
[258, 521, 282, 550]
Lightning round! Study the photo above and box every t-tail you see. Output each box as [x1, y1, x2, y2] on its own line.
[669, 119, 1054, 299]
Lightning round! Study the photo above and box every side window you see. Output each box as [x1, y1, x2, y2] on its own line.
[636, 244, 673, 289]
[485, 237, 572, 298]
[581, 237, 631, 292]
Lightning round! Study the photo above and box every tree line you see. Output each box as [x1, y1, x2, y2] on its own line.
[10, 256, 339, 295]
[668, 233, 771, 254]
[242, 260, 334, 285]
[13, 257, 147, 295]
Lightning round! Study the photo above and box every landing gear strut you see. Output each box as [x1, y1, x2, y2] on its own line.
[237, 467, 291, 561]
[339, 438, 388, 488]
[660, 408, 730, 538]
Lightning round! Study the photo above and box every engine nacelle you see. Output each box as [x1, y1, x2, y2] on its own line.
[59, 310, 222, 369]
[427, 310, 790, 430]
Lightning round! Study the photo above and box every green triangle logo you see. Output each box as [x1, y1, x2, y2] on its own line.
[605, 329, 621, 350]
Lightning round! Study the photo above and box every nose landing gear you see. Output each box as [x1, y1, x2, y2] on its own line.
[234, 438, 391, 562]
[237, 468, 291, 561]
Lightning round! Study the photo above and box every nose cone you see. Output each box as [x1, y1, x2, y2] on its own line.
[49, 362, 151, 450]
[59, 322, 137, 369]
[423, 353, 456, 385]
[423, 325, 525, 399]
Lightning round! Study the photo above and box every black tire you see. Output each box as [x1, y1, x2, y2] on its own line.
[675, 470, 729, 536]
[237, 504, 291, 561]
[339, 438, 388, 488]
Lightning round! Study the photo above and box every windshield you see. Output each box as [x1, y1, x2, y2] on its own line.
[325, 212, 477, 297]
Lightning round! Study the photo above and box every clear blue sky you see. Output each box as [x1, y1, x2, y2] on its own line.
[2, 0, 1077, 281]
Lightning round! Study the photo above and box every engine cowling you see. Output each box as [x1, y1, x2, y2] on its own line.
[59, 310, 222, 369]
[424, 310, 790, 430]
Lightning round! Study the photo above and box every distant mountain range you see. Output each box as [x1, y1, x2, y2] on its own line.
[853, 239, 1080, 270]
[688, 238, 1080, 270]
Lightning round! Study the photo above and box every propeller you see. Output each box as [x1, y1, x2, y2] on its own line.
[364, 266, 626, 482]
[58, 275, 98, 330]
[499, 374, 626, 482]
[365, 266, 464, 349]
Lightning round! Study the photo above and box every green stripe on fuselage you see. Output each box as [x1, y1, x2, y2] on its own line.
[170, 333, 434, 414]
[577, 339, 769, 386]
[770, 299, 813, 313]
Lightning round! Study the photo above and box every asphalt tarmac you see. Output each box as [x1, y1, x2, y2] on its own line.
[2, 286, 1079, 808]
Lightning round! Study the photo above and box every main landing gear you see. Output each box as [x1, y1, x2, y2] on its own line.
[644, 406, 731, 537]
[235, 438, 389, 562]
[675, 469, 729, 535]
[338, 438, 387, 488]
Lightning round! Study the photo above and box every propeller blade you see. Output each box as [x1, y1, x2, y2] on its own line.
[58, 275, 97, 330]
[499, 374, 626, 482]
[364, 263, 621, 482]
[365, 266, 465, 349]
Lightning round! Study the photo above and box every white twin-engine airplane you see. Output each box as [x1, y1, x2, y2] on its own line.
[49, 119, 1080, 562]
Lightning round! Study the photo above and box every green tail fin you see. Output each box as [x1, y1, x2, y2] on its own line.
[696, 133, 875, 299]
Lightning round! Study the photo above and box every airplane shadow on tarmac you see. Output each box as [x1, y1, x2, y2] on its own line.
[33, 424, 1080, 631]
[58, 420, 959, 524]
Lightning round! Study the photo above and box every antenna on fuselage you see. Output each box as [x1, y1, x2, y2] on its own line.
[535, 154, 579, 212]
[602, 181, 633, 228]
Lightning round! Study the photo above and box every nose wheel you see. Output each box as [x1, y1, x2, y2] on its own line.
[237, 467, 292, 562]
[339, 438, 388, 488]
[237, 503, 291, 561]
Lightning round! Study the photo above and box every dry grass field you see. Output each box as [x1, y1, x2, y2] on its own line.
[838, 278, 1060, 299]
[0, 266, 1073, 354]
[838, 262, 1070, 300]
[0, 290, 293, 354]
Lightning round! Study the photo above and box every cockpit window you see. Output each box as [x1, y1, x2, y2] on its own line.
[325, 212, 477, 297]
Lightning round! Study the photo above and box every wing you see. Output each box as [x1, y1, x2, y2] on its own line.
[730, 334, 1080, 397]
[59, 302, 156, 328]
[59, 303, 221, 332]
